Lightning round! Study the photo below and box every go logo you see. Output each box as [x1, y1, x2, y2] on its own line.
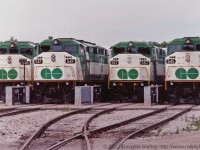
[0, 69, 18, 79]
[175, 68, 199, 79]
[117, 69, 138, 79]
[41, 68, 63, 79]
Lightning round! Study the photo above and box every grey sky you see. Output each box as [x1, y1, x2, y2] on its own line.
[0, 0, 200, 46]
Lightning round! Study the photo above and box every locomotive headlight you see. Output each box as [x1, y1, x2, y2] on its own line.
[185, 54, 190, 62]
[7, 56, 12, 64]
[51, 54, 56, 62]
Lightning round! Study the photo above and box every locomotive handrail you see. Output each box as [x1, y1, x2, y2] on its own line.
[34, 67, 38, 79]
[67, 66, 76, 89]
[108, 67, 150, 89]
[108, 70, 111, 89]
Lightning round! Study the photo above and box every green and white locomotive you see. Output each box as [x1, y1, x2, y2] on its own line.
[33, 37, 109, 103]
[0, 39, 36, 100]
[165, 37, 200, 104]
[109, 41, 165, 102]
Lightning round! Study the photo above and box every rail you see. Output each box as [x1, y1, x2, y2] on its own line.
[109, 105, 196, 150]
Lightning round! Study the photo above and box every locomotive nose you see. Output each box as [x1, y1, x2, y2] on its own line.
[109, 54, 150, 81]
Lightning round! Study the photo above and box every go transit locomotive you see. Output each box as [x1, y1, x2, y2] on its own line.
[165, 37, 200, 104]
[109, 41, 166, 102]
[0, 39, 37, 101]
[33, 37, 109, 103]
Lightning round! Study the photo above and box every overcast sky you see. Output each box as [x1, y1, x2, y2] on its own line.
[0, 0, 200, 46]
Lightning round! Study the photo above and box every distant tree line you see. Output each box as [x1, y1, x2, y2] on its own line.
[149, 41, 168, 48]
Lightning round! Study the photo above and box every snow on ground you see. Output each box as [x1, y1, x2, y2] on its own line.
[0, 110, 71, 142]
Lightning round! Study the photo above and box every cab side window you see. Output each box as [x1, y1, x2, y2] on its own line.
[0, 48, 7, 54]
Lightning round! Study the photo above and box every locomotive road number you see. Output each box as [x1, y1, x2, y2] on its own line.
[140, 61, 149, 65]
[34, 60, 43, 64]
[110, 60, 119, 65]
[66, 59, 75, 64]
[20, 61, 31, 65]
[166, 59, 176, 64]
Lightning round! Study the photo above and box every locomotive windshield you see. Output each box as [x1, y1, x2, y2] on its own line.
[183, 44, 194, 50]
[20, 48, 33, 55]
[127, 46, 137, 53]
[40, 45, 50, 53]
[63, 45, 78, 54]
[99, 48, 104, 55]
[52, 45, 62, 52]
[9, 47, 19, 54]
[113, 47, 125, 54]
[196, 44, 200, 51]
[168, 44, 182, 54]
[0, 48, 7, 54]
[138, 47, 151, 55]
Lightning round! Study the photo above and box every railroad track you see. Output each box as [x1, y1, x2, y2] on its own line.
[47, 105, 195, 150]
[19, 103, 131, 150]
[0, 108, 40, 118]
[107, 106, 196, 150]
[45, 105, 169, 150]
[19, 104, 195, 150]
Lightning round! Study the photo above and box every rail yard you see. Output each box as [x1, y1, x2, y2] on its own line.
[0, 102, 200, 150]
[1, 36, 200, 149]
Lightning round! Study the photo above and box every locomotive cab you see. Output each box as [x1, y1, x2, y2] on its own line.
[0, 40, 35, 101]
[33, 38, 109, 103]
[165, 37, 200, 104]
[109, 41, 165, 102]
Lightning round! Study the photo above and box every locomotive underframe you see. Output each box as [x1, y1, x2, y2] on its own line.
[32, 80, 108, 103]
[166, 81, 200, 104]
[109, 81, 147, 102]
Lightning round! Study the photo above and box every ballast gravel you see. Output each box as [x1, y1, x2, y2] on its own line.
[0, 110, 71, 142]
[89, 110, 153, 130]
[149, 110, 200, 136]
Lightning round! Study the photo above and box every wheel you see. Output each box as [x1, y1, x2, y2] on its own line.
[194, 93, 200, 105]
[167, 90, 180, 105]
[112, 93, 122, 102]
[169, 96, 180, 105]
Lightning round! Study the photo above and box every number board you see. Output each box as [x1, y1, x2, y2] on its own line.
[140, 61, 149, 65]
[20, 61, 31, 65]
[34, 60, 43, 64]
[110, 60, 119, 65]
[166, 59, 176, 64]
[66, 59, 75, 64]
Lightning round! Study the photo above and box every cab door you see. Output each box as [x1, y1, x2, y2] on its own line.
[99, 49, 104, 76]
[80, 45, 86, 79]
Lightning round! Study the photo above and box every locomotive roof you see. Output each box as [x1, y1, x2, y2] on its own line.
[39, 38, 97, 47]
[0, 41, 36, 48]
[168, 37, 200, 45]
[111, 41, 153, 48]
